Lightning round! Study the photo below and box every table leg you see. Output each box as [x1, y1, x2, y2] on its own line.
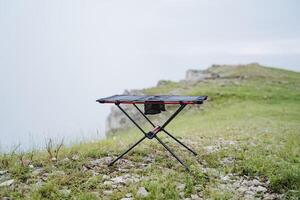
[108, 136, 147, 166]
[155, 135, 190, 171]
[162, 129, 197, 156]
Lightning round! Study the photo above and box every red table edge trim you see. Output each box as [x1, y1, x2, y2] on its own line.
[96, 100, 205, 105]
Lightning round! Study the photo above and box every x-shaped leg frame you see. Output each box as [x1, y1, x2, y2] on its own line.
[108, 102, 197, 171]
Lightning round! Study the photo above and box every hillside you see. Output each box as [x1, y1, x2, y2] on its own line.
[0, 63, 299, 199]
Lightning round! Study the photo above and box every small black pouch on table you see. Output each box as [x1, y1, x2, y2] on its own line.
[144, 102, 166, 115]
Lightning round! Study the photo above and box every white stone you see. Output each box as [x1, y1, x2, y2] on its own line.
[191, 194, 202, 200]
[103, 181, 113, 186]
[256, 186, 267, 193]
[111, 176, 126, 184]
[0, 170, 8, 175]
[92, 171, 99, 176]
[244, 194, 255, 200]
[125, 193, 132, 197]
[0, 179, 14, 187]
[63, 157, 70, 162]
[242, 180, 252, 187]
[179, 192, 185, 197]
[221, 175, 231, 182]
[71, 155, 79, 161]
[82, 166, 88, 172]
[35, 180, 44, 187]
[124, 174, 131, 178]
[32, 168, 44, 176]
[221, 157, 235, 165]
[194, 185, 202, 192]
[176, 183, 186, 191]
[90, 157, 112, 165]
[237, 186, 248, 193]
[263, 193, 277, 200]
[133, 177, 140, 183]
[102, 174, 110, 180]
[204, 146, 218, 154]
[249, 185, 257, 192]
[103, 190, 113, 195]
[233, 181, 240, 189]
[137, 187, 149, 198]
[41, 174, 48, 181]
[244, 190, 255, 196]
[252, 179, 261, 186]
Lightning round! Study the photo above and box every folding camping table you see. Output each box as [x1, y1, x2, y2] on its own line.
[96, 95, 207, 171]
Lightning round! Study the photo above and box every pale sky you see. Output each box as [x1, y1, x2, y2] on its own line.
[0, 0, 299, 151]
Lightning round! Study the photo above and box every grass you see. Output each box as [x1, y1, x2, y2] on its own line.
[0, 64, 299, 199]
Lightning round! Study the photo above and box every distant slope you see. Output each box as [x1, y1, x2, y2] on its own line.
[106, 63, 300, 135]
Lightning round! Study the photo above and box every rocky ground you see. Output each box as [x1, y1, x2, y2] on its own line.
[0, 138, 283, 199]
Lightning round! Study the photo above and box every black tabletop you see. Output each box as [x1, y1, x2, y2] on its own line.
[97, 95, 207, 105]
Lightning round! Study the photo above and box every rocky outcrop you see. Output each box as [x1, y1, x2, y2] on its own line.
[105, 105, 143, 133]
[156, 80, 173, 87]
[105, 89, 145, 134]
[185, 63, 262, 82]
[185, 69, 219, 82]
